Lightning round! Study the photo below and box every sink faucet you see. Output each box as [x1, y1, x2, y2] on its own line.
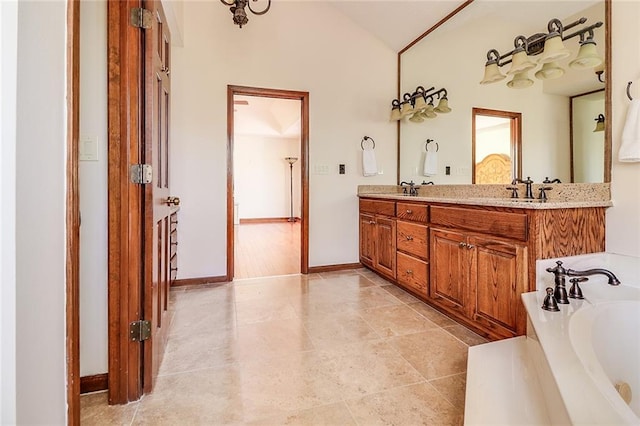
[543, 177, 562, 184]
[514, 176, 534, 199]
[400, 180, 419, 196]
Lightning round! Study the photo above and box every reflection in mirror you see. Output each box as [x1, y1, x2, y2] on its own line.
[398, 0, 610, 185]
[472, 108, 522, 184]
[571, 90, 605, 182]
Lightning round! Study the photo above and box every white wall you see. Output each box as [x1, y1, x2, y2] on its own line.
[234, 135, 301, 219]
[1, 1, 18, 422]
[15, 1, 67, 423]
[170, 1, 397, 278]
[607, 0, 640, 257]
[79, 0, 108, 377]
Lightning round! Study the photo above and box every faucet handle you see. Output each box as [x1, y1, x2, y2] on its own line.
[505, 186, 519, 198]
[542, 287, 560, 312]
[569, 277, 588, 299]
[546, 260, 567, 275]
[538, 186, 552, 201]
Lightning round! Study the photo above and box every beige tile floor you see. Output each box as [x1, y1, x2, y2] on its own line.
[81, 269, 487, 425]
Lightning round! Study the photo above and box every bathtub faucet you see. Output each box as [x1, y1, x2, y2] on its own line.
[566, 267, 621, 286]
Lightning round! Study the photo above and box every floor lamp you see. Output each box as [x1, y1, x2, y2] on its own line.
[285, 157, 298, 222]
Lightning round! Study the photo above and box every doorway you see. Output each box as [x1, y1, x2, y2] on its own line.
[226, 85, 309, 280]
[233, 94, 302, 278]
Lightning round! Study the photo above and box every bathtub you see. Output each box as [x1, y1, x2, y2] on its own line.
[569, 301, 640, 424]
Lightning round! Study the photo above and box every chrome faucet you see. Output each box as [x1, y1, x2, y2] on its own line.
[566, 267, 621, 286]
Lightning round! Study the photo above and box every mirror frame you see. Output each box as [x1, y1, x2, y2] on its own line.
[395, 0, 612, 184]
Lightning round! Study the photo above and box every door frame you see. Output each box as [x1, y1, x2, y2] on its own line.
[226, 85, 310, 279]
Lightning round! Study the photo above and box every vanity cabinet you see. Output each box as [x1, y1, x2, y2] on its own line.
[359, 199, 396, 280]
[358, 195, 607, 341]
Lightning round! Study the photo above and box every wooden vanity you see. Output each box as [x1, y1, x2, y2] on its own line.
[359, 194, 608, 340]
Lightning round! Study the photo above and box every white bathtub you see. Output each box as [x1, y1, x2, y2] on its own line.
[569, 301, 640, 424]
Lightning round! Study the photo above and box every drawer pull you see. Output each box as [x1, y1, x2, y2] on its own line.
[467, 244, 475, 249]
[170, 266, 178, 272]
[171, 241, 178, 246]
[369, 220, 376, 225]
[406, 269, 413, 275]
[459, 242, 466, 248]
[406, 235, 413, 241]
[406, 209, 413, 214]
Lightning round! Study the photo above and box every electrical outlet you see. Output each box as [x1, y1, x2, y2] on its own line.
[339, 164, 345, 174]
[445, 166, 451, 175]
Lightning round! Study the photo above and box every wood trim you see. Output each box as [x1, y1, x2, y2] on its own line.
[307, 263, 363, 274]
[66, 0, 81, 423]
[239, 217, 299, 224]
[604, 0, 612, 183]
[399, 0, 475, 54]
[80, 374, 109, 394]
[107, 0, 144, 404]
[172, 276, 229, 287]
[226, 85, 310, 279]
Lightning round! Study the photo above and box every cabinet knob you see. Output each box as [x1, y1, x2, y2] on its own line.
[406, 235, 413, 241]
[406, 209, 413, 214]
[467, 244, 475, 249]
[459, 242, 466, 248]
[369, 220, 376, 225]
[166, 196, 180, 206]
[406, 269, 413, 275]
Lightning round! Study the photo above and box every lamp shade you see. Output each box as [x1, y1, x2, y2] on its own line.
[409, 112, 424, 123]
[507, 71, 534, 89]
[421, 102, 437, 118]
[434, 97, 451, 113]
[593, 114, 605, 132]
[480, 62, 506, 85]
[538, 32, 571, 64]
[400, 101, 414, 118]
[390, 107, 402, 121]
[535, 61, 565, 80]
[569, 41, 603, 69]
[507, 50, 536, 75]
[413, 95, 427, 112]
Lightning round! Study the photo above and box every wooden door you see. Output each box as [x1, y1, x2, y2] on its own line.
[143, 0, 171, 393]
[429, 228, 468, 315]
[469, 236, 527, 338]
[374, 216, 396, 279]
[359, 213, 375, 267]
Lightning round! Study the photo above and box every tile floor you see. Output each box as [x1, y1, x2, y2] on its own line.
[81, 269, 487, 425]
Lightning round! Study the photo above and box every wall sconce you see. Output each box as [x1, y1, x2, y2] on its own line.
[480, 17, 603, 88]
[220, 0, 271, 28]
[390, 86, 451, 122]
[593, 114, 605, 132]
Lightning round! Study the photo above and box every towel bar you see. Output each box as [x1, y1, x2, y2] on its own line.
[627, 81, 633, 101]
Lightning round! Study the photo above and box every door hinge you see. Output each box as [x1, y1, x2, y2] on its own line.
[129, 320, 152, 342]
[130, 164, 153, 184]
[130, 7, 153, 29]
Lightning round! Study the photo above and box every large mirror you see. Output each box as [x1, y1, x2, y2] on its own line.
[398, 0, 610, 185]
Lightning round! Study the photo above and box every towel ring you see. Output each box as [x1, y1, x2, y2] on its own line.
[628, 81, 634, 101]
[361, 136, 375, 150]
[425, 139, 439, 152]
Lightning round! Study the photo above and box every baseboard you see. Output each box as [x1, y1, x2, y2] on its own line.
[172, 275, 229, 287]
[239, 217, 300, 224]
[80, 373, 108, 394]
[307, 262, 363, 274]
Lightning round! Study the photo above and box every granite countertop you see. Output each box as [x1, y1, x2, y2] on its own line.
[357, 183, 612, 210]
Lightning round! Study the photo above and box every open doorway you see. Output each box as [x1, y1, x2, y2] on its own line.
[226, 85, 309, 281]
[233, 94, 302, 279]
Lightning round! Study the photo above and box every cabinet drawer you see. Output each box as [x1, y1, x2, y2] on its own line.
[397, 252, 428, 294]
[397, 221, 428, 259]
[396, 202, 428, 222]
[430, 206, 527, 241]
[360, 199, 396, 216]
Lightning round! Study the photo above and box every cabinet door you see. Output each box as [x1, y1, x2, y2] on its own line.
[430, 228, 468, 315]
[359, 213, 376, 267]
[469, 236, 527, 338]
[374, 216, 396, 279]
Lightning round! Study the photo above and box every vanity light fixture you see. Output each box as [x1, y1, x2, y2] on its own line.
[593, 114, 605, 132]
[389, 86, 451, 122]
[220, 0, 271, 28]
[480, 17, 603, 88]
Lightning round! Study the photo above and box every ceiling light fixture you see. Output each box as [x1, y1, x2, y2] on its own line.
[220, 0, 271, 28]
[480, 17, 603, 88]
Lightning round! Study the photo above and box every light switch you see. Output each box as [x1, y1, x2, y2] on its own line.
[79, 136, 98, 161]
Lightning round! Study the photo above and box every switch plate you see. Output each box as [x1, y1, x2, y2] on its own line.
[445, 166, 451, 175]
[79, 136, 98, 161]
[339, 164, 345, 174]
